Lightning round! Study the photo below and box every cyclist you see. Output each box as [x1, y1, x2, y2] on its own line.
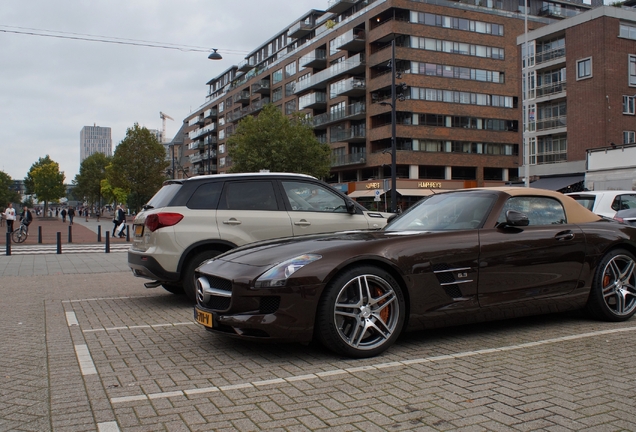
[19, 206, 33, 233]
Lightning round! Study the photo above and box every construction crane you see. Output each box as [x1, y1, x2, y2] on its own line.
[159, 111, 174, 143]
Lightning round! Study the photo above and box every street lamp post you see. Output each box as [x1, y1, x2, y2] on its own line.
[390, 38, 397, 213]
[206, 48, 223, 176]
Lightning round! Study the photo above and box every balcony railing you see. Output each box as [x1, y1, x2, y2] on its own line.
[289, 20, 314, 38]
[330, 125, 366, 143]
[233, 90, 251, 105]
[536, 81, 566, 98]
[188, 123, 217, 140]
[535, 47, 566, 65]
[311, 102, 366, 128]
[204, 108, 217, 119]
[534, 115, 567, 131]
[299, 92, 327, 110]
[227, 98, 271, 123]
[334, 77, 366, 97]
[333, 28, 365, 52]
[326, 0, 356, 14]
[300, 49, 326, 68]
[251, 80, 270, 94]
[238, 59, 255, 72]
[331, 152, 367, 167]
[295, 53, 365, 94]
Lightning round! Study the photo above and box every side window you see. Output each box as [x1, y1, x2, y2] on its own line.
[219, 181, 278, 211]
[187, 182, 222, 209]
[576, 57, 592, 80]
[612, 194, 636, 211]
[281, 181, 347, 213]
[498, 196, 566, 225]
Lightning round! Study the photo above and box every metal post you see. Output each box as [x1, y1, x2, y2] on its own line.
[68, 225, 72, 243]
[56, 232, 62, 254]
[97, 225, 102, 242]
[390, 37, 398, 213]
[171, 144, 175, 179]
[105, 232, 110, 253]
[126, 225, 130, 242]
[5, 232, 10, 256]
[523, 0, 530, 187]
[38, 226, 42, 244]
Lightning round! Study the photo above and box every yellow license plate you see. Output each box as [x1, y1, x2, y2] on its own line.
[195, 309, 213, 328]
[135, 225, 144, 236]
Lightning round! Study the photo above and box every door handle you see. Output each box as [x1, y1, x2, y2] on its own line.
[222, 218, 241, 225]
[294, 220, 311, 226]
[555, 230, 574, 241]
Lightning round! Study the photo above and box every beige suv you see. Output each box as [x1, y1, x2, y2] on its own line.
[128, 172, 390, 301]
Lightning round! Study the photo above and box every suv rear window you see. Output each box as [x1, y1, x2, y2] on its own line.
[569, 195, 595, 211]
[145, 183, 182, 209]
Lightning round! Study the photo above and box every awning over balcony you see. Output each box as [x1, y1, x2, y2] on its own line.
[529, 175, 584, 191]
[348, 190, 384, 198]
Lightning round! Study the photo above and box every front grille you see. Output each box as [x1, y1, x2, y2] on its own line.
[259, 296, 280, 314]
[208, 276, 232, 292]
[208, 296, 231, 310]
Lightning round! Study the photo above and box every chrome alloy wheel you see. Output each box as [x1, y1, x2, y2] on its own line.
[333, 274, 400, 351]
[600, 254, 636, 316]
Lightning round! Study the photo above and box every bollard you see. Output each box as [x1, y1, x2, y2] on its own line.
[5, 232, 10, 256]
[126, 225, 130, 242]
[97, 225, 102, 242]
[56, 232, 62, 254]
[105, 231, 110, 253]
[38, 226, 42, 244]
[68, 225, 73, 243]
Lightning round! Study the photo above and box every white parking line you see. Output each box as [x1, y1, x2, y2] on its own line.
[83, 322, 195, 333]
[65, 312, 79, 326]
[109, 325, 636, 404]
[75, 344, 97, 376]
[97, 421, 120, 432]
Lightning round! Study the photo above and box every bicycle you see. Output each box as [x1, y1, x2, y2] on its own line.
[11, 221, 29, 243]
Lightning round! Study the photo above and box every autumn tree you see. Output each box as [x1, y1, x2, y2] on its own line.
[24, 155, 66, 216]
[0, 171, 20, 208]
[108, 124, 169, 213]
[73, 152, 111, 210]
[227, 104, 331, 178]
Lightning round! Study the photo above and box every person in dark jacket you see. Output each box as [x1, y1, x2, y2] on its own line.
[68, 207, 75, 225]
[20, 206, 33, 232]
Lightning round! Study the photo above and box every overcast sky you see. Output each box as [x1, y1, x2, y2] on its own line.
[0, 0, 321, 182]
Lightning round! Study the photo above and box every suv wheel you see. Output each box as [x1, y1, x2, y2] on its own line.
[183, 250, 222, 302]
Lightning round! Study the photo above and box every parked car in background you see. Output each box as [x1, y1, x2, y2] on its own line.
[128, 172, 391, 301]
[566, 190, 636, 218]
[194, 187, 636, 358]
[614, 208, 636, 226]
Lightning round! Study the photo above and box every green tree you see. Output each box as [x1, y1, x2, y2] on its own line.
[24, 155, 66, 216]
[100, 178, 128, 208]
[0, 171, 20, 208]
[73, 152, 111, 209]
[108, 124, 169, 213]
[227, 104, 331, 178]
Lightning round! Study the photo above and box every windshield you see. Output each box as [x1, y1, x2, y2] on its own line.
[385, 192, 496, 231]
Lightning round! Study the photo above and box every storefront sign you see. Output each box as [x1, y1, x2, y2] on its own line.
[418, 182, 443, 188]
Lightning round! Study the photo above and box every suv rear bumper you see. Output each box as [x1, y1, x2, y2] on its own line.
[128, 250, 180, 282]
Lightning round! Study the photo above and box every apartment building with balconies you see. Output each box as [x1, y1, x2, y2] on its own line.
[182, 0, 601, 201]
[518, 5, 636, 192]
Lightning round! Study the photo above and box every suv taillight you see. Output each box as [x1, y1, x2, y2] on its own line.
[145, 213, 184, 232]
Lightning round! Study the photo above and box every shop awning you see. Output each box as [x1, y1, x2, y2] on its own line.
[348, 190, 384, 198]
[529, 175, 584, 191]
[397, 189, 450, 196]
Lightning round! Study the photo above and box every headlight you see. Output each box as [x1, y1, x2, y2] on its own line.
[255, 254, 322, 288]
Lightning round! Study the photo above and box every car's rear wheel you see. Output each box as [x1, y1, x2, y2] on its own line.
[183, 250, 221, 302]
[587, 249, 636, 321]
[161, 283, 184, 295]
[316, 265, 405, 358]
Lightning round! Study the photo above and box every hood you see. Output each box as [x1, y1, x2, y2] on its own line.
[210, 230, 428, 267]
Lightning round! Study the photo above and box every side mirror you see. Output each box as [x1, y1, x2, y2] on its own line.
[505, 210, 529, 227]
[386, 213, 399, 224]
[345, 200, 356, 214]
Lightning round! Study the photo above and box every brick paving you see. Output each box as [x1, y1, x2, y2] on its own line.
[1, 253, 636, 431]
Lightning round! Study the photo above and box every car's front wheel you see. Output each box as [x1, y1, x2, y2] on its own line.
[183, 250, 221, 302]
[316, 265, 405, 358]
[587, 249, 636, 321]
[161, 283, 184, 295]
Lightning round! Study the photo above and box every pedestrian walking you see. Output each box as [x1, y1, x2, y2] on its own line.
[84, 207, 89, 222]
[113, 205, 126, 237]
[3, 203, 16, 233]
[61, 208, 67, 223]
[68, 207, 75, 225]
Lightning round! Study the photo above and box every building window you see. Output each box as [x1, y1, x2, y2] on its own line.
[285, 62, 296, 79]
[630, 55, 636, 86]
[620, 23, 636, 40]
[624, 131, 636, 144]
[624, 96, 636, 115]
[285, 99, 297, 115]
[576, 57, 592, 80]
[285, 81, 296, 97]
[272, 69, 283, 84]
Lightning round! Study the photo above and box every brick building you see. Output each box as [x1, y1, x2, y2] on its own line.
[518, 5, 636, 192]
[180, 0, 600, 206]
